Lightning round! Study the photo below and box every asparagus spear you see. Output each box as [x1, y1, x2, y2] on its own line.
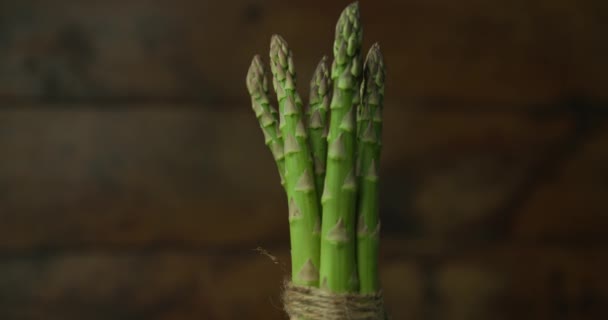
[320, 2, 363, 293]
[269, 35, 321, 287]
[246, 55, 287, 192]
[356, 43, 385, 294]
[307, 56, 332, 200]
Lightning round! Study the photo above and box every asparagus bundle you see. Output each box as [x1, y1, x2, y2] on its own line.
[247, 2, 386, 318]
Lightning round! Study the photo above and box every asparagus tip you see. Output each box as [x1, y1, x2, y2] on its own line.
[270, 34, 296, 94]
[309, 55, 331, 106]
[363, 43, 386, 100]
[366, 42, 383, 67]
[312, 56, 330, 82]
[343, 2, 360, 17]
[270, 34, 286, 47]
[270, 34, 290, 68]
[334, 2, 362, 56]
[246, 55, 264, 96]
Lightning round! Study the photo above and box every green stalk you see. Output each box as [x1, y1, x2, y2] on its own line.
[356, 43, 385, 294]
[246, 55, 287, 192]
[320, 2, 363, 293]
[269, 35, 321, 287]
[307, 56, 331, 200]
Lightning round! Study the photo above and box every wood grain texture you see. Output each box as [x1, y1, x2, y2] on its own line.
[0, 251, 290, 320]
[0, 104, 591, 252]
[381, 105, 578, 243]
[433, 246, 608, 320]
[0, 1, 606, 318]
[0, 0, 606, 105]
[513, 125, 608, 241]
[0, 247, 606, 320]
[0, 107, 289, 251]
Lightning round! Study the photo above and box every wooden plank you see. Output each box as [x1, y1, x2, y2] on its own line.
[0, 0, 606, 105]
[0, 247, 606, 320]
[0, 251, 424, 320]
[434, 246, 608, 320]
[0, 251, 291, 320]
[381, 107, 575, 242]
[513, 185, 608, 241]
[381, 259, 426, 319]
[0, 105, 578, 250]
[0, 107, 290, 250]
[512, 127, 608, 240]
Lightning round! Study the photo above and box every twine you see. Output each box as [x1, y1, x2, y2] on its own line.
[283, 281, 386, 320]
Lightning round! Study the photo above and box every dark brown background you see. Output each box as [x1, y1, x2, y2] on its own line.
[1, 0, 607, 319]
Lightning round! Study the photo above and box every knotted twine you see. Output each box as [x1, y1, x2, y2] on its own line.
[283, 281, 386, 320]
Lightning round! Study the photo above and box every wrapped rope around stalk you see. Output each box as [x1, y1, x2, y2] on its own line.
[283, 282, 386, 320]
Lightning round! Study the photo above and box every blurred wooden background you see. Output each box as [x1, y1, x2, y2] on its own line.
[0, 0, 607, 319]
